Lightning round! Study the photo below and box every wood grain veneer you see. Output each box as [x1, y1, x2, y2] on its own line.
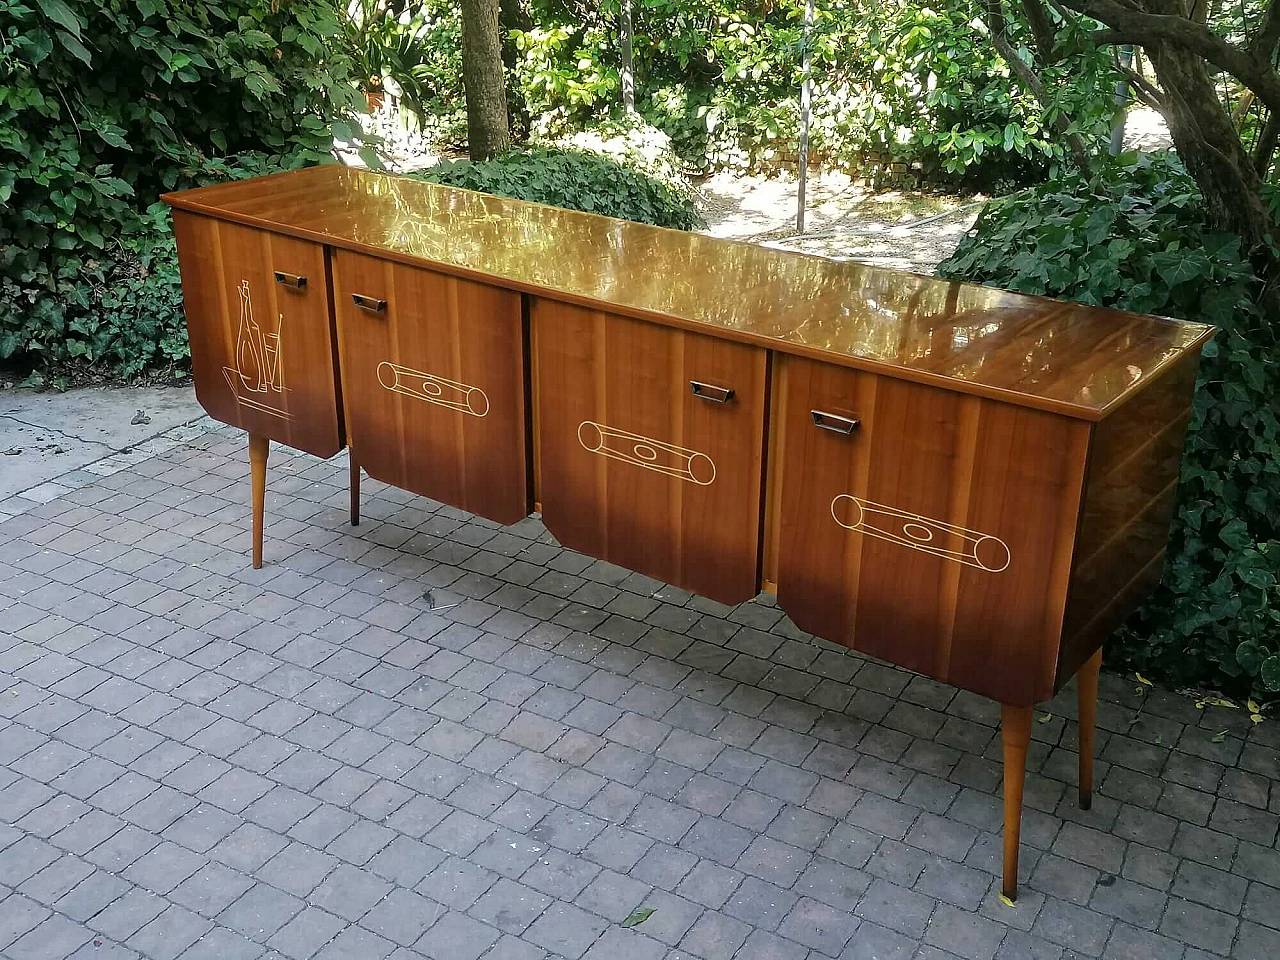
[163, 166, 1214, 422]
[331, 250, 530, 526]
[172, 211, 343, 458]
[1056, 351, 1201, 683]
[533, 298, 768, 605]
[770, 354, 1090, 706]
[164, 169, 1216, 903]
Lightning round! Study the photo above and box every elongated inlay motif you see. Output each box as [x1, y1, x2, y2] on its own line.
[377, 361, 490, 417]
[578, 421, 716, 485]
[831, 495, 1011, 572]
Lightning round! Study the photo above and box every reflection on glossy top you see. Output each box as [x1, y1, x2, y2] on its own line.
[163, 165, 1213, 419]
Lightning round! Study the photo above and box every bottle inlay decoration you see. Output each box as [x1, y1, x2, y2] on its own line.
[224, 280, 291, 421]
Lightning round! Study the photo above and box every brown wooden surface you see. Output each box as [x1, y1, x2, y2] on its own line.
[1077, 648, 1102, 811]
[534, 298, 768, 605]
[332, 251, 530, 526]
[1002, 704, 1033, 900]
[771, 354, 1090, 706]
[249, 434, 269, 569]
[1056, 351, 1201, 685]
[163, 166, 1214, 421]
[171, 211, 343, 457]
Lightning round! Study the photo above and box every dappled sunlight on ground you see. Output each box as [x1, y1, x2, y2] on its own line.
[698, 170, 982, 274]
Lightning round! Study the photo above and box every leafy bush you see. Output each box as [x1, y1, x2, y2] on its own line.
[512, 0, 1119, 186]
[417, 147, 706, 230]
[939, 152, 1280, 698]
[0, 0, 367, 374]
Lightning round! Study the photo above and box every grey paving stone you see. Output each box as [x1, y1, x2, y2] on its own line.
[169, 862, 256, 918]
[6, 913, 93, 960]
[779, 895, 861, 955]
[723, 876, 798, 929]
[468, 878, 550, 935]
[523, 901, 606, 959]
[416, 857, 497, 911]
[575, 869, 651, 921]
[1033, 899, 1114, 957]
[679, 908, 751, 960]
[89, 888, 169, 942]
[359, 887, 443, 946]
[174, 926, 265, 960]
[0, 894, 52, 951]
[308, 864, 393, 922]
[217, 882, 304, 941]
[0, 434, 1275, 960]
[126, 905, 213, 960]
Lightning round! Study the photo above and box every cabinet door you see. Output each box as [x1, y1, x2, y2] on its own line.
[534, 299, 767, 605]
[769, 355, 1090, 705]
[172, 211, 342, 457]
[333, 251, 530, 526]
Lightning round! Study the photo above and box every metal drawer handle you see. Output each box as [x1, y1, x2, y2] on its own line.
[690, 380, 735, 403]
[811, 410, 861, 434]
[273, 271, 307, 289]
[352, 294, 387, 313]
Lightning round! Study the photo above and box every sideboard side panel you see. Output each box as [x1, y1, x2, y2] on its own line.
[534, 298, 767, 605]
[773, 355, 1089, 705]
[171, 211, 343, 458]
[1057, 352, 1201, 685]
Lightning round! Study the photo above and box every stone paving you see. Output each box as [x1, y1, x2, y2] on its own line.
[1, 421, 1278, 960]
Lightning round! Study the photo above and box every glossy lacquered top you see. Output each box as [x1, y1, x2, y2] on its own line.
[163, 165, 1214, 419]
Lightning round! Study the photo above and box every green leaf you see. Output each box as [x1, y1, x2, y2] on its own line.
[620, 907, 655, 929]
[36, 0, 82, 39]
[1262, 657, 1280, 692]
[56, 29, 92, 65]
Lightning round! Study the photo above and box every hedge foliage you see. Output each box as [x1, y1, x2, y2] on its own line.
[939, 153, 1280, 699]
[416, 146, 706, 230]
[0, 1, 706, 377]
[394, 0, 1119, 186]
[0, 0, 369, 375]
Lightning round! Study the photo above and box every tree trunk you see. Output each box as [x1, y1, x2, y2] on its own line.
[1146, 41, 1278, 279]
[461, 0, 511, 161]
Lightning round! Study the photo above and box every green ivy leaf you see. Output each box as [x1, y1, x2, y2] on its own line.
[1262, 657, 1280, 692]
[1150, 250, 1210, 287]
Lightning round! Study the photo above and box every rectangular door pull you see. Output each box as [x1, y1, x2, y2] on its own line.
[273, 271, 307, 289]
[811, 410, 860, 434]
[690, 380, 735, 403]
[352, 294, 387, 313]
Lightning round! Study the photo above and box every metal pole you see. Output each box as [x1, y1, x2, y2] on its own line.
[1109, 44, 1134, 156]
[620, 0, 635, 113]
[797, 0, 814, 234]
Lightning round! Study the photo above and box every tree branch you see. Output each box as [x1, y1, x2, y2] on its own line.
[1065, 0, 1280, 116]
[1254, 110, 1280, 176]
[1249, 0, 1280, 60]
[982, 0, 1095, 168]
[1019, 0, 1062, 62]
[1117, 59, 1166, 107]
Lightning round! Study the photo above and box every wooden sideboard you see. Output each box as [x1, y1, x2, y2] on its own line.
[163, 166, 1213, 901]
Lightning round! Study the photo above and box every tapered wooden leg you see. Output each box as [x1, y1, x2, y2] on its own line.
[1077, 648, 1102, 811]
[248, 433, 269, 569]
[1002, 704, 1034, 901]
[349, 453, 361, 527]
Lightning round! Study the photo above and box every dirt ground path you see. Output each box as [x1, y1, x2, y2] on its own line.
[696, 170, 982, 274]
